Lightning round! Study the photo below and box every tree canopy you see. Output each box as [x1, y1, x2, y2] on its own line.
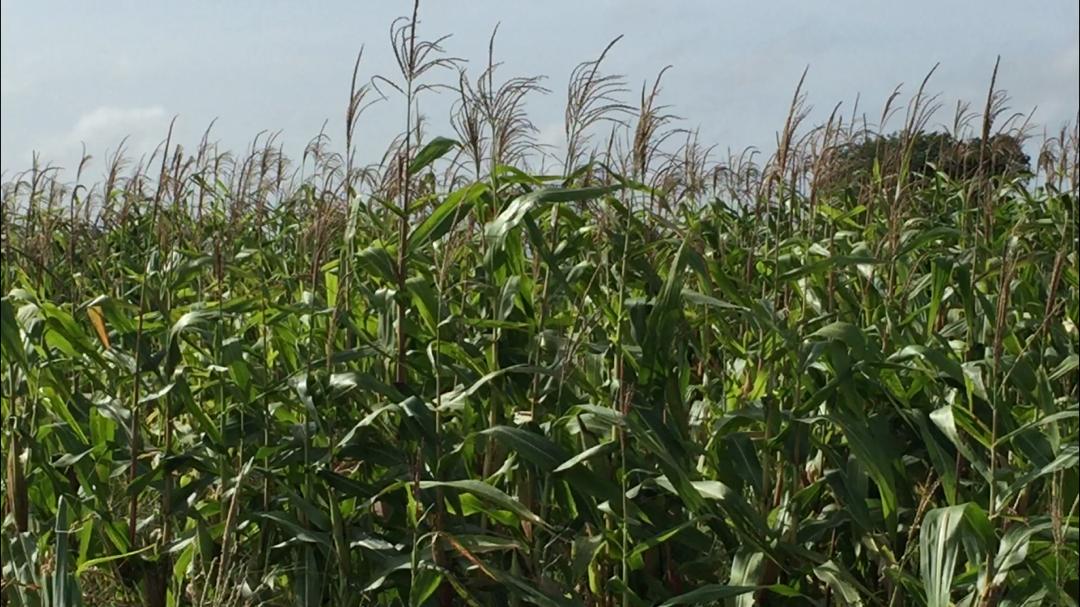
[832, 130, 1031, 184]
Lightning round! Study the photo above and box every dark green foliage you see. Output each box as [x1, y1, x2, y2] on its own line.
[1, 11, 1078, 606]
[830, 130, 1031, 185]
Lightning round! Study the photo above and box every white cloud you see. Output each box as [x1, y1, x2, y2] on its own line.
[61, 105, 169, 151]
[536, 122, 566, 151]
[25, 105, 171, 173]
[1056, 42, 1080, 82]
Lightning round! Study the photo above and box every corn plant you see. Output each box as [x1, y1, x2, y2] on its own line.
[1, 8, 1078, 606]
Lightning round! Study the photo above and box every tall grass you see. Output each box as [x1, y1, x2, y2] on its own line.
[2, 7, 1078, 606]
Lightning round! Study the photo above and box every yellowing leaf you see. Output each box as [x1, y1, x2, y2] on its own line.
[87, 306, 110, 349]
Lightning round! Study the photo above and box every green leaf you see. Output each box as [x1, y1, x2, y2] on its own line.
[830, 411, 899, 532]
[659, 584, 757, 606]
[410, 563, 444, 607]
[998, 444, 1079, 508]
[481, 426, 567, 472]
[257, 511, 333, 548]
[990, 522, 1052, 588]
[812, 560, 867, 606]
[420, 480, 546, 528]
[920, 503, 992, 607]
[779, 255, 880, 281]
[410, 182, 485, 252]
[482, 563, 583, 607]
[628, 518, 699, 566]
[1049, 354, 1079, 381]
[926, 257, 952, 336]
[571, 535, 604, 582]
[52, 497, 82, 607]
[440, 364, 551, 410]
[0, 296, 27, 370]
[811, 321, 867, 359]
[409, 136, 459, 174]
[76, 544, 155, 575]
[485, 185, 620, 249]
[729, 548, 764, 607]
[554, 440, 616, 473]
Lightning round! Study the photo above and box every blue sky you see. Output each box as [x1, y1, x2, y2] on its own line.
[2, 1, 1077, 176]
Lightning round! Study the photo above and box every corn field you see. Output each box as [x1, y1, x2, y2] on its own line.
[1, 7, 1079, 606]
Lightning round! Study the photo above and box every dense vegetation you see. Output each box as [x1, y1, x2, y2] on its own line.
[2, 9, 1078, 606]
[831, 132, 1032, 187]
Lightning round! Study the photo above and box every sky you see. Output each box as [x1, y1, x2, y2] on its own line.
[2, 1, 1077, 178]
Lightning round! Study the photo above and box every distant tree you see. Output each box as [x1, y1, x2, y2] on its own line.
[829, 130, 1031, 186]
